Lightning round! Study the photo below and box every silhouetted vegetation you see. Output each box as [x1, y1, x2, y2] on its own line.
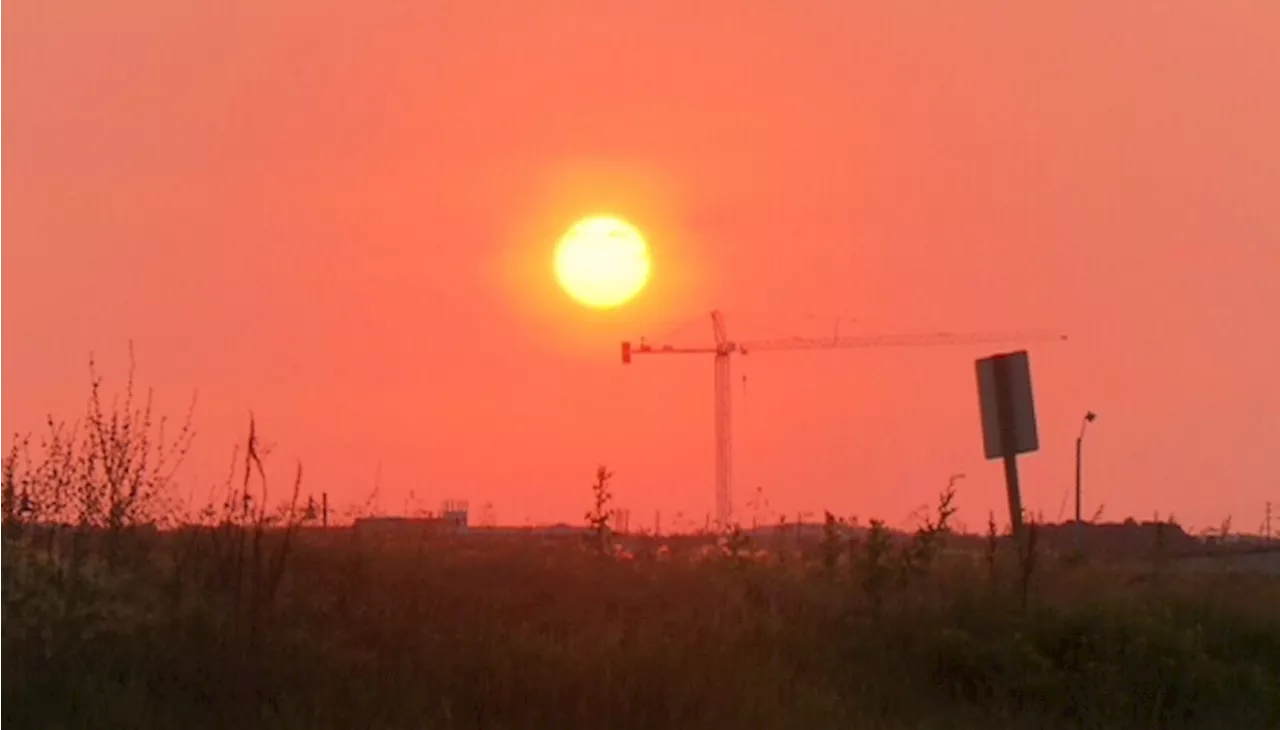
[4, 364, 1280, 729]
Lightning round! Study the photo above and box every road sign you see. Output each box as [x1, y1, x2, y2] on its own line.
[976, 350, 1039, 459]
[975, 350, 1040, 538]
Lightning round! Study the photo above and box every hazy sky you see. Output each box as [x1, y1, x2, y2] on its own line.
[5, 1, 1278, 530]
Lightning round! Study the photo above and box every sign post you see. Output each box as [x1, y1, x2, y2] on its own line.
[976, 350, 1040, 539]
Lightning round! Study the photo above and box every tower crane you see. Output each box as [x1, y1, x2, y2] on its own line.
[621, 310, 1067, 528]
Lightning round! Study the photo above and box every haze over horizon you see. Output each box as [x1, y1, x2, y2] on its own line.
[4, 1, 1278, 531]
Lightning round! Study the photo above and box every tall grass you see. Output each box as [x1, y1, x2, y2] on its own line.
[4, 363, 1279, 729]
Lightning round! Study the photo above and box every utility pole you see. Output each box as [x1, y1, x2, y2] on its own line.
[1075, 411, 1097, 550]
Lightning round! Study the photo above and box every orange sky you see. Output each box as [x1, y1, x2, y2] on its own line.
[4, 1, 1279, 531]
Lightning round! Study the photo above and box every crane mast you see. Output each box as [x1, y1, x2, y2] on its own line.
[712, 311, 732, 533]
[622, 310, 1067, 529]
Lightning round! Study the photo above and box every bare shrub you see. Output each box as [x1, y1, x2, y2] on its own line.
[584, 466, 614, 554]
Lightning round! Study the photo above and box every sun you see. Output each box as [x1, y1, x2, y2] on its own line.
[553, 215, 651, 309]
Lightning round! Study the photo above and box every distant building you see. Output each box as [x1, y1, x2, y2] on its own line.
[1037, 519, 1199, 557]
[353, 514, 466, 539]
[440, 499, 469, 528]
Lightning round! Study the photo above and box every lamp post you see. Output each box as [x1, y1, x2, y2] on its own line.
[1075, 411, 1097, 549]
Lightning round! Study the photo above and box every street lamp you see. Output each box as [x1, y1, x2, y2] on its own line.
[1075, 411, 1098, 548]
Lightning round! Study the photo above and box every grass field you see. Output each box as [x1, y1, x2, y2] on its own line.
[3, 380, 1279, 729]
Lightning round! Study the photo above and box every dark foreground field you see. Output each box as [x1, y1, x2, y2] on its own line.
[4, 522, 1280, 730]
[3, 382, 1277, 729]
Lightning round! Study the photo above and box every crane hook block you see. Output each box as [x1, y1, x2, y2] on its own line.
[621, 341, 632, 364]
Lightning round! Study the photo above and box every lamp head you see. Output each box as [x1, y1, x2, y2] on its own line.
[1084, 411, 1097, 423]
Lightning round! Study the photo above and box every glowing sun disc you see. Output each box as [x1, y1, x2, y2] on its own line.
[554, 216, 651, 309]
